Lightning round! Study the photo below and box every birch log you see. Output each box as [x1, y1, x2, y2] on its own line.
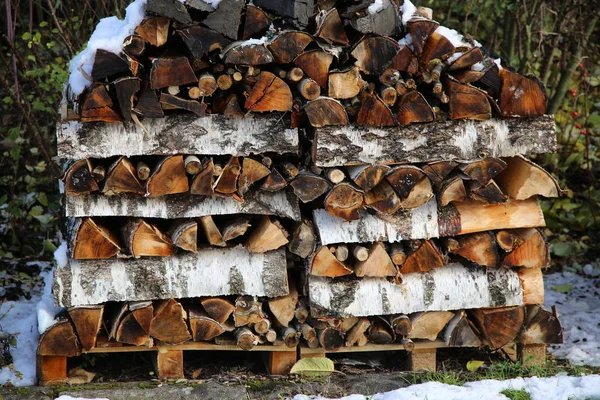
[57, 114, 299, 160]
[309, 264, 530, 317]
[65, 191, 301, 221]
[313, 197, 544, 245]
[312, 115, 556, 167]
[53, 245, 288, 307]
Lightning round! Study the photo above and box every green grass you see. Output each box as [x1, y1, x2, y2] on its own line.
[501, 389, 531, 400]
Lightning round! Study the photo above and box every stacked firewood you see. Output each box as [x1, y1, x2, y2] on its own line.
[44, 0, 564, 376]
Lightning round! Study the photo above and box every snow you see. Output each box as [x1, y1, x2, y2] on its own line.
[544, 271, 600, 367]
[447, 52, 463, 64]
[54, 241, 68, 268]
[201, 0, 221, 7]
[368, 0, 389, 15]
[398, 34, 413, 50]
[67, 0, 147, 99]
[36, 267, 62, 335]
[400, 0, 417, 25]
[494, 58, 504, 70]
[471, 61, 485, 71]
[241, 37, 267, 47]
[292, 375, 600, 400]
[435, 26, 469, 48]
[0, 262, 51, 386]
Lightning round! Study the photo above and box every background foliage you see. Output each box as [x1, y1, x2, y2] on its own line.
[0, 0, 598, 272]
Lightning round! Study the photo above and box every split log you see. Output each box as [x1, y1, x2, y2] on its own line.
[235, 327, 258, 350]
[91, 165, 106, 183]
[305, 97, 349, 127]
[234, 296, 265, 327]
[396, 91, 434, 125]
[502, 229, 550, 268]
[444, 311, 482, 347]
[445, 232, 499, 267]
[496, 230, 525, 252]
[122, 34, 145, 58]
[91, 49, 130, 81]
[220, 217, 251, 242]
[352, 245, 369, 262]
[356, 92, 395, 127]
[406, 17, 439, 56]
[200, 297, 235, 324]
[160, 93, 207, 116]
[246, 216, 289, 253]
[281, 327, 300, 347]
[308, 263, 527, 317]
[290, 172, 331, 203]
[146, 155, 189, 197]
[80, 84, 122, 123]
[288, 221, 316, 259]
[190, 158, 215, 196]
[130, 301, 153, 336]
[214, 156, 241, 196]
[183, 155, 202, 176]
[268, 31, 313, 63]
[135, 17, 170, 47]
[353, 242, 397, 277]
[388, 45, 418, 75]
[238, 157, 270, 195]
[469, 179, 508, 204]
[122, 219, 177, 258]
[402, 240, 445, 274]
[498, 69, 546, 117]
[59, 114, 300, 160]
[317, 327, 344, 351]
[352, 36, 399, 75]
[105, 303, 128, 341]
[518, 268, 544, 304]
[324, 183, 364, 221]
[64, 159, 98, 195]
[438, 175, 467, 206]
[167, 220, 197, 252]
[495, 156, 561, 200]
[340, 317, 358, 333]
[113, 77, 140, 121]
[102, 157, 145, 196]
[517, 305, 563, 345]
[315, 8, 348, 45]
[368, 317, 396, 344]
[390, 314, 412, 337]
[70, 218, 121, 259]
[150, 299, 191, 345]
[67, 305, 104, 351]
[446, 79, 492, 120]
[471, 306, 524, 349]
[313, 197, 545, 245]
[347, 164, 390, 192]
[294, 50, 333, 88]
[408, 311, 454, 341]
[150, 57, 197, 90]
[310, 115, 556, 167]
[244, 71, 293, 112]
[54, 246, 289, 307]
[422, 161, 457, 186]
[176, 26, 231, 60]
[345, 317, 371, 347]
[188, 307, 226, 341]
[421, 32, 455, 67]
[328, 67, 365, 99]
[346, 0, 398, 36]
[389, 243, 407, 267]
[132, 85, 164, 118]
[309, 246, 352, 277]
[268, 279, 299, 327]
[202, 0, 244, 39]
[459, 158, 507, 186]
[199, 215, 226, 247]
[243, 4, 270, 39]
[334, 244, 349, 262]
[386, 166, 433, 209]
[38, 319, 81, 356]
[364, 180, 401, 214]
[116, 310, 152, 346]
[260, 168, 288, 191]
[448, 48, 483, 71]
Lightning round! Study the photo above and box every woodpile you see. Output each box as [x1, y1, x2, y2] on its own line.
[42, 0, 564, 383]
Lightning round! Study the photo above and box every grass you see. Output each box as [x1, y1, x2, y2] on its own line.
[501, 389, 531, 400]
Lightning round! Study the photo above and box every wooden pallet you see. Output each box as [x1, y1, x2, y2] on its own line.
[299, 341, 546, 372]
[37, 338, 297, 386]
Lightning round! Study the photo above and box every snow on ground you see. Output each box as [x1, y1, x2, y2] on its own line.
[0, 262, 51, 386]
[545, 268, 600, 367]
[292, 374, 600, 400]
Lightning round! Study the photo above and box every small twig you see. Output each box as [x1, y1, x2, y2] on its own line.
[45, 0, 75, 58]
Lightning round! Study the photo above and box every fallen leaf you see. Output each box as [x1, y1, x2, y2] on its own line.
[290, 357, 334, 375]
[466, 360, 485, 372]
[551, 284, 573, 294]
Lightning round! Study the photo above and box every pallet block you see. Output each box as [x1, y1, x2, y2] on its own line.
[518, 343, 546, 367]
[36, 355, 67, 385]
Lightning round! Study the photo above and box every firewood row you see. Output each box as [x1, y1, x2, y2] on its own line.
[63, 154, 301, 199]
[38, 291, 562, 357]
[71, 0, 547, 130]
[308, 227, 551, 279]
[39, 290, 302, 355]
[69, 215, 290, 259]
